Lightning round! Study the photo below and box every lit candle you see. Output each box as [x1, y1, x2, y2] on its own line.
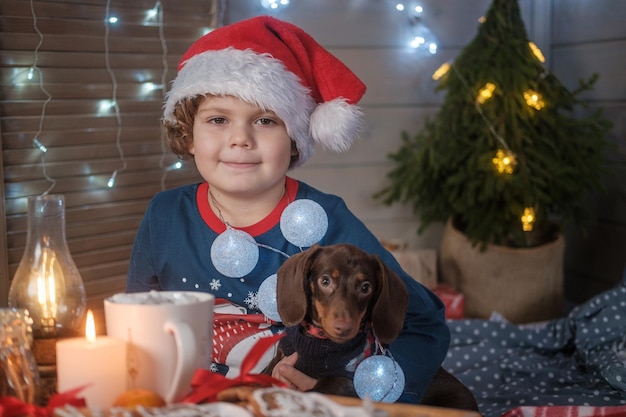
[56, 310, 127, 408]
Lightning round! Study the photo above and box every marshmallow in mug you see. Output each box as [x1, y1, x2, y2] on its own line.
[109, 290, 200, 305]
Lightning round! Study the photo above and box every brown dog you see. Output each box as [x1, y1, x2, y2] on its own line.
[266, 243, 409, 396]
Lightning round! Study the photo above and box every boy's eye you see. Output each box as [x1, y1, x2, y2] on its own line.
[208, 117, 227, 124]
[256, 117, 276, 125]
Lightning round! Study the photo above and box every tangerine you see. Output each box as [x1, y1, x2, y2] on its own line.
[112, 388, 166, 409]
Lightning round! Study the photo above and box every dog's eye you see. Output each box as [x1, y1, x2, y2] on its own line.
[360, 282, 372, 294]
[319, 276, 332, 287]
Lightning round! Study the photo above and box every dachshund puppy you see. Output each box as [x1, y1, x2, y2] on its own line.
[266, 243, 409, 397]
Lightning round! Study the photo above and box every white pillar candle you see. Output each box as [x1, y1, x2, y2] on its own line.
[56, 310, 127, 408]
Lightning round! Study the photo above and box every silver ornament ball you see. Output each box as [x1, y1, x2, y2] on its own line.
[257, 274, 282, 322]
[354, 355, 405, 403]
[280, 199, 328, 248]
[210, 227, 259, 278]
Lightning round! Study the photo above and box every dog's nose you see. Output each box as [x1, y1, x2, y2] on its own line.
[332, 320, 354, 336]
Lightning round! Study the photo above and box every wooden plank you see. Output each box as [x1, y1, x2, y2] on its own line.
[0, 97, 163, 117]
[226, 0, 534, 50]
[553, 0, 626, 45]
[564, 221, 626, 302]
[291, 164, 419, 225]
[552, 41, 626, 101]
[301, 106, 440, 167]
[2, 126, 163, 148]
[327, 48, 454, 107]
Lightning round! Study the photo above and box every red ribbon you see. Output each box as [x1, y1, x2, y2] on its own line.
[182, 333, 287, 404]
[0, 386, 87, 417]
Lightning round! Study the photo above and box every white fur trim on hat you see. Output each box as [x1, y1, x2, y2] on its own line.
[310, 98, 364, 152]
[164, 48, 316, 167]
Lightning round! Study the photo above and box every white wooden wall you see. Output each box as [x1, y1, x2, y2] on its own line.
[224, 0, 626, 304]
[551, 0, 626, 302]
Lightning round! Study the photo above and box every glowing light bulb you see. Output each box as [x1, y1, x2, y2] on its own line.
[478, 16, 486, 23]
[523, 89, 544, 110]
[165, 161, 183, 171]
[98, 100, 115, 114]
[141, 82, 162, 95]
[33, 138, 48, 153]
[108, 16, 118, 24]
[27, 67, 35, 80]
[521, 207, 536, 232]
[492, 149, 517, 174]
[476, 82, 496, 104]
[529, 42, 545, 63]
[107, 172, 117, 188]
[409, 24, 437, 54]
[413, 5, 423, 15]
[432, 62, 451, 81]
[147, 7, 158, 19]
[260, 0, 289, 9]
[395, 3, 405, 12]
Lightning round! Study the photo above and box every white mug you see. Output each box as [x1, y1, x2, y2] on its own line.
[104, 291, 214, 404]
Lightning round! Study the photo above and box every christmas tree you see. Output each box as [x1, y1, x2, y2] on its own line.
[377, 0, 613, 248]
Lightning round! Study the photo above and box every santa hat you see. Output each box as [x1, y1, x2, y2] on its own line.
[163, 16, 367, 167]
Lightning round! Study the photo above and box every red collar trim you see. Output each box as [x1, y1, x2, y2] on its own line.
[197, 177, 299, 237]
[302, 321, 329, 339]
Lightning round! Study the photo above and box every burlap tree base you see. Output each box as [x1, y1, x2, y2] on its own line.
[439, 219, 564, 323]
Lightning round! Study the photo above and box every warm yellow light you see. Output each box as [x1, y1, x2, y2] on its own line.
[492, 149, 517, 174]
[524, 89, 545, 110]
[85, 310, 96, 344]
[528, 42, 545, 63]
[478, 16, 486, 24]
[36, 248, 58, 322]
[432, 62, 451, 81]
[476, 82, 496, 104]
[521, 207, 536, 232]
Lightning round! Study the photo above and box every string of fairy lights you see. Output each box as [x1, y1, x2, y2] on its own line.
[28, 0, 56, 195]
[26, 0, 191, 196]
[431, 38, 548, 233]
[394, 2, 438, 53]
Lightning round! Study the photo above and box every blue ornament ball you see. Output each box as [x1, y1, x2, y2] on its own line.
[280, 199, 328, 248]
[257, 274, 282, 322]
[354, 355, 405, 403]
[210, 227, 259, 278]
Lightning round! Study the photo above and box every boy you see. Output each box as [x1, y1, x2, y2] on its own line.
[127, 15, 449, 403]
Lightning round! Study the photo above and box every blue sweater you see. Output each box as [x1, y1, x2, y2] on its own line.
[126, 177, 450, 403]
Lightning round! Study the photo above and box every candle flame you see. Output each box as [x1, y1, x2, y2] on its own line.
[86, 310, 96, 344]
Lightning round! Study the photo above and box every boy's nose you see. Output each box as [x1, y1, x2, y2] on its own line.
[228, 125, 254, 147]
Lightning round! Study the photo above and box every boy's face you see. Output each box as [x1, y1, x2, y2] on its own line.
[190, 95, 297, 198]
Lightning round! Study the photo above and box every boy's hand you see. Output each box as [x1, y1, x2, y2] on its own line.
[271, 352, 317, 391]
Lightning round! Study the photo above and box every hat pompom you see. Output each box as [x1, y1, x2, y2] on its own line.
[310, 98, 364, 152]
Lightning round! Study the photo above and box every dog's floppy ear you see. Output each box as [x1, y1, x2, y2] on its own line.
[371, 258, 409, 344]
[276, 244, 322, 326]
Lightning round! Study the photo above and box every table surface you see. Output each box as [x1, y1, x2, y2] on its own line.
[329, 395, 483, 417]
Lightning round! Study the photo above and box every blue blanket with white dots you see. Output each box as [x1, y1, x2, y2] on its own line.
[444, 275, 626, 417]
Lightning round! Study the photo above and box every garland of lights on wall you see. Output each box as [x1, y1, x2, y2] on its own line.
[26, 0, 189, 196]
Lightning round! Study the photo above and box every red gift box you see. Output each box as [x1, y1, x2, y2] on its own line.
[432, 284, 464, 320]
